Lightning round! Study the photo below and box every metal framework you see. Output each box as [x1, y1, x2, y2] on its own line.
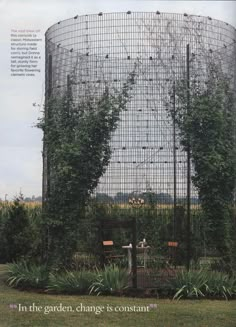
[44, 12, 236, 211]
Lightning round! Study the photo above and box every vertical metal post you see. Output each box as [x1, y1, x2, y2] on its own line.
[48, 54, 52, 98]
[42, 53, 52, 262]
[67, 74, 71, 92]
[42, 54, 52, 205]
[100, 220, 105, 267]
[173, 80, 177, 241]
[186, 44, 191, 271]
[67, 74, 71, 118]
[132, 216, 137, 288]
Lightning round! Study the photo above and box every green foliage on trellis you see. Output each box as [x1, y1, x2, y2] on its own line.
[39, 72, 136, 266]
[173, 66, 236, 266]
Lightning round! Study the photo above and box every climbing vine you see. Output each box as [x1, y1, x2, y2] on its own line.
[39, 70, 136, 266]
[172, 65, 236, 265]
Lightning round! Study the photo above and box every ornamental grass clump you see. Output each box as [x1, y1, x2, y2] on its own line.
[170, 269, 236, 300]
[204, 271, 236, 300]
[171, 270, 208, 300]
[89, 264, 129, 295]
[7, 261, 49, 289]
[47, 270, 96, 294]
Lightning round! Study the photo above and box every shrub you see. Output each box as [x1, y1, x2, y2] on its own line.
[47, 270, 96, 294]
[147, 255, 169, 270]
[0, 199, 43, 263]
[71, 253, 98, 271]
[89, 264, 129, 295]
[0, 198, 32, 262]
[7, 261, 49, 289]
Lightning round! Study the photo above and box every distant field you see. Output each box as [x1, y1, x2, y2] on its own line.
[0, 202, 41, 207]
[0, 202, 201, 211]
[102, 203, 200, 209]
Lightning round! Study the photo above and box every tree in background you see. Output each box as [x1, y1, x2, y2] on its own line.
[0, 195, 32, 262]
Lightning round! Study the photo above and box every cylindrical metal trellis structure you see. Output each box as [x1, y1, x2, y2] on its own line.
[44, 13, 236, 262]
[44, 11, 236, 202]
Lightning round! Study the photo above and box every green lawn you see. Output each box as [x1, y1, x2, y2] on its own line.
[0, 265, 236, 327]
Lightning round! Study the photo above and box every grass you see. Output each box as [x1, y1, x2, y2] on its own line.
[0, 265, 236, 327]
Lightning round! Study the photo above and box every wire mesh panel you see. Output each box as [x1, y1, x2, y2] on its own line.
[45, 12, 236, 260]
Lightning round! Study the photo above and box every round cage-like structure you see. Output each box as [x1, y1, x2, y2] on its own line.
[44, 12, 236, 206]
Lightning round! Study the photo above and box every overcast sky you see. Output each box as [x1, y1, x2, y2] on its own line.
[0, 0, 235, 200]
